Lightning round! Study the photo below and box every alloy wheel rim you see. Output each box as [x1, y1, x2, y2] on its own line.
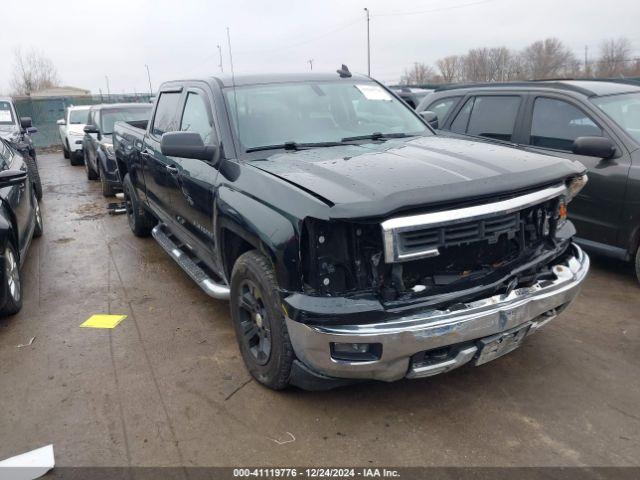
[237, 279, 272, 365]
[35, 199, 42, 230]
[5, 248, 20, 302]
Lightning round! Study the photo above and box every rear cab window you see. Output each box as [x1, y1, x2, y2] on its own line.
[151, 92, 182, 137]
[450, 95, 522, 142]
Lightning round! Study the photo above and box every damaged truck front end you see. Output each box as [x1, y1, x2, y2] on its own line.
[285, 175, 590, 385]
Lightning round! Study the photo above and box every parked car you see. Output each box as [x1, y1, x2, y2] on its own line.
[0, 138, 43, 316]
[389, 86, 433, 109]
[417, 80, 640, 281]
[0, 97, 42, 201]
[114, 71, 589, 390]
[57, 105, 91, 165]
[83, 103, 152, 196]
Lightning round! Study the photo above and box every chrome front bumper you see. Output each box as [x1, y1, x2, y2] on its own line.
[286, 244, 589, 382]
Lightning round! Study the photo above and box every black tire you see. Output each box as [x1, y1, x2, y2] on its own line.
[123, 173, 155, 237]
[0, 243, 23, 316]
[99, 165, 116, 197]
[84, 151, 98, 180]
[33, 195, 43, 238]
[23, 154, 43, 201]
[230, 250, 294, 390]
[70, 150, 83, 166]
[635, 245, 640, 285]
[63, 142, 70, 159]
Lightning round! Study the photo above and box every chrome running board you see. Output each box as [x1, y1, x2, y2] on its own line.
[152, 224, 230, 300]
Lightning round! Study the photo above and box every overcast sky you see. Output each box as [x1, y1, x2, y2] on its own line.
[0, 0, 638, 94]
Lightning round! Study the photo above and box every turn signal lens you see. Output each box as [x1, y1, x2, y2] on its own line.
[566, 174, 588, 202]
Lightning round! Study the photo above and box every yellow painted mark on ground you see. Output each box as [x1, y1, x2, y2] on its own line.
[80, 314, 127, 329]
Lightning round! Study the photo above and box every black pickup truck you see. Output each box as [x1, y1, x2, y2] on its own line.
[114, 70, 590, 390]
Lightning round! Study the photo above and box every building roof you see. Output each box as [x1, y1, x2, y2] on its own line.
[30, 86, 91, 97]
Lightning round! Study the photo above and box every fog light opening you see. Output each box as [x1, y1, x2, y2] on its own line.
[331, 342, 382, 362]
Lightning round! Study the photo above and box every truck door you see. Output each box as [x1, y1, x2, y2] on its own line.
[140, 90, 183, 225]
[171, 87, 220, 258]
[520, 95, 630, 248]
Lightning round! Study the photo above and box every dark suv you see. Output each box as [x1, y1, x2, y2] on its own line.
[417, 81, 640, 281]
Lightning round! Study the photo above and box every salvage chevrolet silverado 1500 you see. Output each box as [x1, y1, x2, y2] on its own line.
[114, 70, 590, 390]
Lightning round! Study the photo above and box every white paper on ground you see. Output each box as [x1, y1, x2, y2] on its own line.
[0, 445, 54, 480]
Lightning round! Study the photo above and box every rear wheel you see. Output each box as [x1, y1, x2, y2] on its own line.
[23, 154, 42, 201]
[123, 173, 155, 237]
[0, 243, 22, 316]
[635, 245, 640, 285]
[230, 250, 294, 390]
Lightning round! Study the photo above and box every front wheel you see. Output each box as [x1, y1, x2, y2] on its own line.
[23, 154, 42, 201]
[0, 243, 22, 316]
[85, 151, 98, 180]
[99, 165, 115, 197]
[63, 141, 70, 159]
[635, 245, 640, 285]
[230, 250, 294, 390]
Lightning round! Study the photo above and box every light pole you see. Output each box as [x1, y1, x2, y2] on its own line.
[308, 59, 314, 71]
[145, 64, 153, 97]
[364, 7, 370, 76]
[105, 76, 111, 101]
[217, 45, 224, 73]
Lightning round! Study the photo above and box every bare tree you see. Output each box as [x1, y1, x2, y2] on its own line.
[400, 63, 437, 85]
[10, 47, 60, 96]
[521, 38, 577, 79]
[597, 37, 633, 77]
[436, 55, 464, 83]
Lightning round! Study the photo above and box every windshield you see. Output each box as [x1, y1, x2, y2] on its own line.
[0, 101, 16, 126]
[101, 107, 151, 135]
[592, 92, 640, 143]
[69, 109, 90, 124]
[224, 81, 430, 150]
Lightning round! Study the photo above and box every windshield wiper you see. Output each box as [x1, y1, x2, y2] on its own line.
[340, 132, 414, 142]
[246, 141, 346, 153]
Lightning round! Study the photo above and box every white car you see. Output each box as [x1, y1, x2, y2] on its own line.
[57, 105, 91, 165]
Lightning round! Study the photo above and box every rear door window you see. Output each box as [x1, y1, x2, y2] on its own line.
[450, 96, 521, 141]
[151, 92, 181, 137]
[530, 97, 603, 151]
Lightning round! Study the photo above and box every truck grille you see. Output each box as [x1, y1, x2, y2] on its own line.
[399, 212, 520, 256]
[381, 184, 566, 263]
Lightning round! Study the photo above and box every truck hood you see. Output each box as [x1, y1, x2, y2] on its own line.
[247, 135, 585, 219]
[66, 124, 86, 136]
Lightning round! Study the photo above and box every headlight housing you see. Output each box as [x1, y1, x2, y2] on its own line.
[101, 142, 115, 157]
[566, 174, 588, 202]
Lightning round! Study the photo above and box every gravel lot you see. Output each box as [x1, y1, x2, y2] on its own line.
[0, 153, 638, 467]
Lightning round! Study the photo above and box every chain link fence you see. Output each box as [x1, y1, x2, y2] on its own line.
[13, 94, 153, 148]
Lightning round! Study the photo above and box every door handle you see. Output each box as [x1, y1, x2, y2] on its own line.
[166, 165, 179, 175]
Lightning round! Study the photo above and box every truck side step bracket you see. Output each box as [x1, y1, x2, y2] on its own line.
[152, 224, 230, 300]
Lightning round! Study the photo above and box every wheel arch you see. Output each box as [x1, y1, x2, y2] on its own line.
[217, 187, 301, 292]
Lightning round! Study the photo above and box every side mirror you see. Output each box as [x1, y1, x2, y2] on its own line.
[20, 117, 33, 129]
[0, 169, 28, 187]
[419, 110, 439, 129]
[83, 125, 99, 134]
[26, 127, 38, 135]
[161, 131, 219, 164]
[57, 119, 66, 126]
[572, 136, 616, 159]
